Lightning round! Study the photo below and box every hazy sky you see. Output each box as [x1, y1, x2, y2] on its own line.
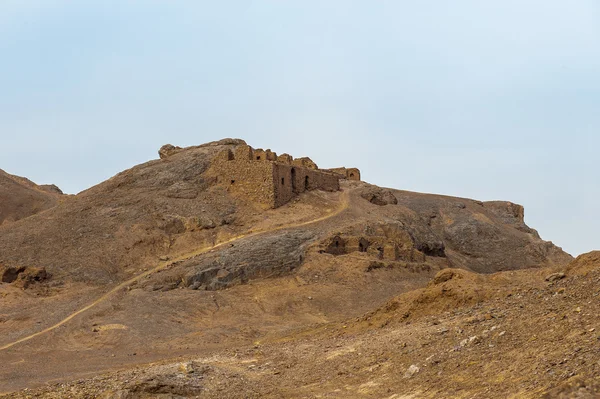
[1, 1, 598, 256]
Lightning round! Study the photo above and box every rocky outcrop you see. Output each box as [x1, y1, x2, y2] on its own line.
[181, 230, 315, 291]
[390, 189, 572, 273]
[142, 229, 316, 292]
[482, 201, 538, 236]
[1, 265, 49, 288]
[158, 144, 182, 159]
[360, 186, 398, 206]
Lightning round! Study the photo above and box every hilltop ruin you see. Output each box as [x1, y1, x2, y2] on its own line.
[208, 143, 360, 208]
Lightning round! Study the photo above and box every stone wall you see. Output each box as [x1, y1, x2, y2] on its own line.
[320, 224, 424, 262]
[209, 144, 341, 208]
[326, 167, 361, 181]
[273, 164, 294, 208]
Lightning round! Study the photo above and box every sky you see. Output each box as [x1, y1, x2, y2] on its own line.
[0, 1, 598, 256]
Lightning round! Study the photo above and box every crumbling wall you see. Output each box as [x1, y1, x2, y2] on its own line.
[254, 148, 277, 161]
[321, 223, 425, 262]
[292, 157, 318, 170]
[277, 154, 293, 164]
[273, 165, 339, 207]
[327, 167, 361, 181]
[211, 148, 277, 208]
[305, 169, 339, 193]
[210, 144, 341, 208]
[273, 164, 294, 208]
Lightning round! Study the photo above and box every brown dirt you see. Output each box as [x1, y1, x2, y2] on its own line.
[0, 169, 63, 226]
[3, 253, 598, 398]
[0, 139, 585, 398]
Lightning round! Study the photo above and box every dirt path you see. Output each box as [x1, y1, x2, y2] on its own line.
[0, 191, 350, 352]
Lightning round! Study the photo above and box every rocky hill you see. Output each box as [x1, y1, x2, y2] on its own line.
[0, 169, 63, 226]
[0, 139, 570, 288]
[0, 139, 585, 398]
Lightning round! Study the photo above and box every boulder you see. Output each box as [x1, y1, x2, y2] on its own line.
[545, 272, 566, 282]
[14, 267, 49, 289]
[360, 187, 398, 206]
[158, 144, 183, 159]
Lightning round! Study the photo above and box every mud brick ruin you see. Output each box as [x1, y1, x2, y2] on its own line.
[321, 223, 428, 263]
[211, 144, 360, 208]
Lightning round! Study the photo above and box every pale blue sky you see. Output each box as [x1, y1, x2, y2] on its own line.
[1, 1, 598, 256]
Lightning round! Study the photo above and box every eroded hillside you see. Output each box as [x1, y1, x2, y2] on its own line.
[0, 139, 580, 397]
[0, 169, 63, 226]
[4, 253, 598, 398]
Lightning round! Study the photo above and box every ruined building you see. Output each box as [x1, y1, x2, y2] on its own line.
[210, 144, 360, 209]
[327, 167, 361, 181]
[320, 222, 438, 263]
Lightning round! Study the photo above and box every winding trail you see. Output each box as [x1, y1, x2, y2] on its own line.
[0, 191, 350, 352]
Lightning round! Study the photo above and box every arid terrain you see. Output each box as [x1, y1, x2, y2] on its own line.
[0, 169, 64, 227]
[0, 139, 596, 398]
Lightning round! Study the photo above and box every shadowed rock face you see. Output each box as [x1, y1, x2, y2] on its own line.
[388, 190, 572, 273]
[360, 185, 398, 206]
[146, 229, 316, 291]
[0, 169, 63, 226]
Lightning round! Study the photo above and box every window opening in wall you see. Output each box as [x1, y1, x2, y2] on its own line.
[349, 173, 355, 178]
[230, 180, 235, 184]
[256, 156, 261, 160]
[281, 177, 285, 185]
[377, 247, 384, 259]
[291, 168, 297, 191]
[304, 175, 309, 190]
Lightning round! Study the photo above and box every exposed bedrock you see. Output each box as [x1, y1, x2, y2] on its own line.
[147, 229, 317, 291]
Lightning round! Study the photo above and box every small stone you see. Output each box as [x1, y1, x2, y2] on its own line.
[179, 362, 195, 374]
[404, 365, 420, 378]
[574, 307, 582, 313]
[498, 331, 506, 337]
[469, 336, 480, 345]
[545, 272, 566, 282]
